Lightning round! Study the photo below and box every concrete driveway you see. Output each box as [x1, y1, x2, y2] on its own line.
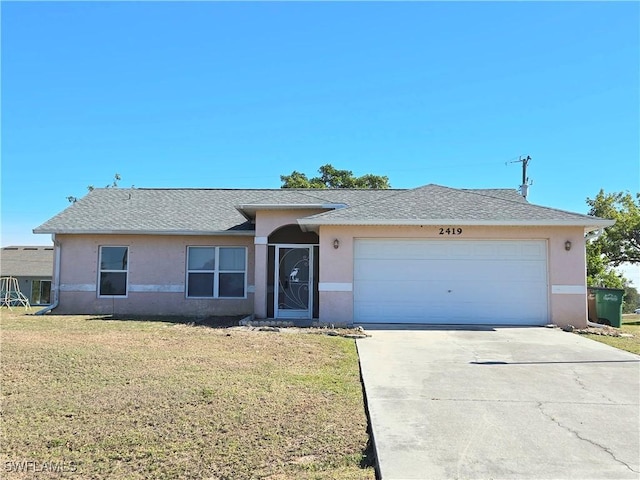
[356, 327, 640, 480]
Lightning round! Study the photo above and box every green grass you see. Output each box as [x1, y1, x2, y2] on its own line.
[0, 309, 374, 479]
[582, 314, 640, 355]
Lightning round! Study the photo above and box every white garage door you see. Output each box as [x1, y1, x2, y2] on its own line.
[354, 239, 548, 325]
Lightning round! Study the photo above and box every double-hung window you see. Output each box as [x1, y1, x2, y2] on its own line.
[187, 246, 246, 298]
[99, 246, 128, 296]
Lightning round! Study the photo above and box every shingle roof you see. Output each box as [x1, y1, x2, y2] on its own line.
[33, 188, 399, 235]
[33, 185, 612, 235]
[299, 184, 613, 228]
[1, 246, 54, 277]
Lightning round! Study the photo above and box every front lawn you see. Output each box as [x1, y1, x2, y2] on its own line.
[0, 309, 374, 479]
[581, 314, 640, 355]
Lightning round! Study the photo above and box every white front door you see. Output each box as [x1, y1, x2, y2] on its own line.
[275, 246, 313, 319]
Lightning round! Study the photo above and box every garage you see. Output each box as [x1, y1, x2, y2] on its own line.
[353, 239, 549, 325]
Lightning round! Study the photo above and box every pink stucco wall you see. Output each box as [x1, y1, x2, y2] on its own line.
[316, 225, 588, 327]
[253, 209, 326, 318]
[54, 221, 589, 327]
[55, 234, 254, 316]
[254, 209, 326, 238]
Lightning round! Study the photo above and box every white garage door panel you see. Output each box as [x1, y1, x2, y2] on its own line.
[354, 239, 548, 325]
[355, 259, 547, 283]
[355, 301, 543, 324]
[356, 278, 546, 303]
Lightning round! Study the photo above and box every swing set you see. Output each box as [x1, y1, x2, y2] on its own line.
[0, 276, 32, 311]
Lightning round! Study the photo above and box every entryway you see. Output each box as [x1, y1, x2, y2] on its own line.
[275, 245, 313, 318]
[267, 224, 319, 320]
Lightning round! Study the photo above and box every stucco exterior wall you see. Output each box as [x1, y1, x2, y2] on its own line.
[53, 222, 590, 327]
[316, 225, 588, 327]
[254, 209, 326, 238]
[253, 209, 325, 319]
[55, 234, 255, 316]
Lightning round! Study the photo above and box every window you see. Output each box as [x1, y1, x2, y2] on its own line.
[99, 246, 128, 296]
[30, 280, 51, 305]
[187, 246, 246, 298]
[187, 247, 215, 297]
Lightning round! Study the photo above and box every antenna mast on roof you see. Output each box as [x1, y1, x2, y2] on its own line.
[507, 155, 532, 199]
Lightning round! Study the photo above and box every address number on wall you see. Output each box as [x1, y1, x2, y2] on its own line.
[439, 227, 463, 235]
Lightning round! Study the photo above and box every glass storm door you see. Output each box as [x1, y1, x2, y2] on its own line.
[275, 246, 312, 318]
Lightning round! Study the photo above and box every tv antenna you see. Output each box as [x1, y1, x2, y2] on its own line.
[507, 155, 532, 199]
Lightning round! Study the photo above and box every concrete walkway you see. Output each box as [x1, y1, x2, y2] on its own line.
[356, 326, 640, 480]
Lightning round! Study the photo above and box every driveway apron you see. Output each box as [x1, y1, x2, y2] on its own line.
[356, 327, 640, 480]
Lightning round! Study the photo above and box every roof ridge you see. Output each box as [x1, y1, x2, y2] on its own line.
[2, 245, 53, 249]
[457, 187, 528, 203]
[456, 187, 603, 219]
[301, 184, 433, 219]
[293, 188, 403, 204]
[309, 186, 420, 213]
[97, 187, 408, 193]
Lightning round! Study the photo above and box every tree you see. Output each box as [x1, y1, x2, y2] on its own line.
[586, 240, 626, 288]
[279, 171, 326, 189]
[623, 285, 639, 314]
[280, 164, 390, 189]
[586, 190, 640, 265]
[67, 173, 122, 203]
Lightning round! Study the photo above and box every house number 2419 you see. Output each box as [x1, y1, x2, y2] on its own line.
[439, 227, 463, 235]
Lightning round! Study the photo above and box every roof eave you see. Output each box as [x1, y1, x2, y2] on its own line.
[33, 229, 256, 236]
[297, 218, 616, 229]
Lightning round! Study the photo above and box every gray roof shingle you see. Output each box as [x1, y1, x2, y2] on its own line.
[299, 184, 613, 227]
[1, 246, 54, 277]
[33, 188, 399, 235]
[34, 185, 612, 235]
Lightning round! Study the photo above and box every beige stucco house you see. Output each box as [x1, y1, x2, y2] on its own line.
[34, 184, 613, 327]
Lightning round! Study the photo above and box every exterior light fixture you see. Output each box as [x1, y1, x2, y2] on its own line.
[565, 240, 572, 251]
[333, 239, 340, 249]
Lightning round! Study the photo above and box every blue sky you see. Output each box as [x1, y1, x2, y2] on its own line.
[2, 2, 638, 281]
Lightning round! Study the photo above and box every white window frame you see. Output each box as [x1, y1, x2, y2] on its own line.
[186, 246, 247, 299]
[98, 246, 129, 298]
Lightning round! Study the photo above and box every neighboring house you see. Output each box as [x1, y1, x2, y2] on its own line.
[0, 246, 54, 305]
[33, 184, 613, 327]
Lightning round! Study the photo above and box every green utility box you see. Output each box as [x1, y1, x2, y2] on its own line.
[587, 287, 625, 328]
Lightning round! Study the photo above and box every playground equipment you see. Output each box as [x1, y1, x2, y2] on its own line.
[0, 276, 31, 310]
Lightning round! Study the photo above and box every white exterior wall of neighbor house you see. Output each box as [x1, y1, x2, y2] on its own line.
[54, 234, 255, 316]
[317, 224, 588, 328]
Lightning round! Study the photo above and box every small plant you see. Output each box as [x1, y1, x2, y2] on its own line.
[67, 173, 123, 203]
